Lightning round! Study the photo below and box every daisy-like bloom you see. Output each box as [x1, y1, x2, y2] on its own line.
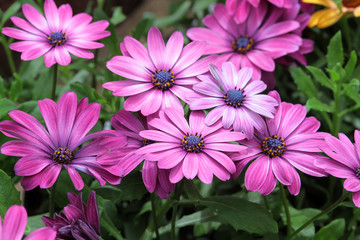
[103, 110, 175, 198]
[0, 205, 56, 240]
[303, 0, 360, 28]
[103, 26, 217, 116]
[137, 108, 247, 184]
[189, 62, 278, 139]
[187, 1, 303, 81]
[1, 0, 110, 67]
[231, 91, 327, 195]
[226, 0, 298, 24]
[0, 92, 125, 191]
[315, 131, 360, 207]
[42, 191, 100, 239]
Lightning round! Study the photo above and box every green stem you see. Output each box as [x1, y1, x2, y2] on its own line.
[171, 182, 184, 240]
[280, 184, 292, 237]
[51, 64, 58, 100]
[151, 194, 161, 240]
[0, 36, 17, 75]
[49, 181, 57, 217]
[92, 49, 99, 89]
[331, 83, 342, 136]
[340, 18, 352, 52]
[288, 192, 351, 239]
[263, 195, 271, 214]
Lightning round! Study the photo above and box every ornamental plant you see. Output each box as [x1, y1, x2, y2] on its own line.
[1, 0, 360, 239]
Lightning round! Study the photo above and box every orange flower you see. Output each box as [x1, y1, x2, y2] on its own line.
[303, 0, 360, 28]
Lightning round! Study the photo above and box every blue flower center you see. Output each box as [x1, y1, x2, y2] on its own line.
[51, 147, 73, 164]
[142, 138, 154, 146]
[181, 133, 204, 153]
[48, 31, 67, 47]
[356, 168, 360, 179]
[224, 89, 245, 108]
[152, 69, 175, 90]
[262, 136, 286, 158]
[232, 35, 254, 54]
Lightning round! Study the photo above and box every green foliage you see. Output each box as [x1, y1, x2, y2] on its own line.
[314, 219, 345, 240]
[0, 169, 21, 217]
[327, 31, 343, 69]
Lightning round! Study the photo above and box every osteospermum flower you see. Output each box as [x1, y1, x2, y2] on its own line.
[231, 91, 327, 195]
[303, 0, 360, 28]
[226, 0, 298, 24]
[137, 108, 247, 184]
[42, 191, 100, 239]
[102, 110, 175, 198]
[1, 0, 110, 67]
[103, 26, 217, 116]
[189, 62, 278, 139]
[316, 131, 360, 207]
[0, 205, 56, 240]
[0, 92, 125, 191]
[187, 1, 303, 81]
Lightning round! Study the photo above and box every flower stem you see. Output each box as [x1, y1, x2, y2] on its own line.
[287, 192, 351, 239]
[49, 181, 57, 218]
[171, 181, 184, 240]
[151, 194, 161, 240]
[263, 195, 271, 214]
[51, 64, 58, 100]
[0, 36, 17, 76]
[92, 49, 99, 89]
[280, 184, 292, 237]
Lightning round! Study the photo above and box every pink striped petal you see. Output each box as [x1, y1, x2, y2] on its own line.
[202, 154, 230, 181]
[140, 130, 179, 142]
[147, 27, 165, 69]
[344, 178, 360, 192]
[123, 36, 155, 71]
[3, 205, 27, 240]
[254, 21, 300, 41]
[106, 81, 154, 97]
[58, 4, 73, 30]
[246, 50, 275, 72]
[197, 152, 214, 184]
[152, 148, 187, 169]
[258, 170, 277, 196]
[57, 92, 77, 146]
[165, 31, 183, 70]
[140, 90, 163, 116]
[38, 99, 58, 144]
[193, 82, 224, 97]
[65, 165, 84, 190]
[172, 41, 206, 74]
[64, 45, 94, 59]
[203, 149, 236, 173]
[14, 155, 52, 176]
[206, 131, 245, 143]
[189, 111, 205, 133]
[183, 153, 199, 179]
[190, 98, 225, 111]
[244, 155, 270, 192]
[44, 0, 60, 31]
[54, 46, 71, 66]
[277, 103, 307, 139]
[147, 117, 183, 139]
[106, 56, 150, 81]
[44, 49, 56, 67]
[39, 163, 62, 188]
[283, 151, 326, 177]
[67, 39, 104, 49]
[2, 27, 45, 41]
[10, 16, 46, 37]
[24, 227, 57, 240]
[271, 157, 294, 185]
[169, 162, 184, 183]
[22, 4, 50, 34]
[21, 42, 52, 61]
[213, 4, 238, 38]
[142, 161, 157, 192]
[205, 105, 227, 126]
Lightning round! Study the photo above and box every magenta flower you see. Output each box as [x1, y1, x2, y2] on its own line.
[1, 0, 110, 67]
[187, 1, 303, 82]
[0, 92, 124, 191]
[0, 205, 56, 240]
[189, 62, 278, 139]
[103, 26, 217, 116]
[316, 131, 360, 207]
[101, 110, 175, 198]
[137, 108, 247, 184]
[42, 191, 100, 239]
[231, 91, 327, 195]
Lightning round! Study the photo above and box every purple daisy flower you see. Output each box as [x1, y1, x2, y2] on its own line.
[42, 191, 100, 239]
[316, 131, 360, 207]
[1, 0, 110, 67]
[231, 91, 327, 195]
[187, 1, 303, 82]
[103, 26, 217, 116]
[137, 108, 247, 184]
[99, 110, 176, 198]
[0, 205, 56, 240]
[0, 92, 125, 191]
[188, 62, 278, 139]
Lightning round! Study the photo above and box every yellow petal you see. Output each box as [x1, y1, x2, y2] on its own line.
[353, 6, 360, 16]
[318, 9, 344, 28]
[302, 0, 336, 7]
[308, 9, 334, 28]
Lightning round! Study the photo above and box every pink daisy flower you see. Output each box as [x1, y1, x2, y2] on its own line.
[226, 0, 298, 24]
[103, 26, 217, 116]
[189, 62, 278, 139]
[137, 108, 247, 184]
[316, 131, 360, 207]
[42, 191, 100, 239]
[0, 205, 56, 240]
[0, 92, 125, 191]
[186, 1, 303, 81]
[1, 0, 110, 67]
[231, 91, 327, 195]
[104, 110, 175, 198]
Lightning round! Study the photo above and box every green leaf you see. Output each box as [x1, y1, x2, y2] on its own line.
[193, 0, 217, 19]
[306, 66, 334, 90]
[0, 76, 6, 98]
[343, 79, 360, 104]
[344, 50, 357, 80]
[132, 17, 154, 40]
[9, 77, 23, 102]
[327, 31, 343, 69]
[314, 219, 345, 240]
[306, 98, 332, 112]
[154, 1, 191, 28]
[101, 200, 125, 240]
[0, 2, 21, 27]
[0, 169, 21, 216]
[0, 98, 16, 118]
[25, 214, 45, 235]
[199, 196, 278, 234]
[289, 66, 318, 99]
[110, 7, 126, 25]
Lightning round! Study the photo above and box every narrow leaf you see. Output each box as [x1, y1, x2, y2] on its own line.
[327, 31, 343, 69]
[290, 66, 318, 99]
